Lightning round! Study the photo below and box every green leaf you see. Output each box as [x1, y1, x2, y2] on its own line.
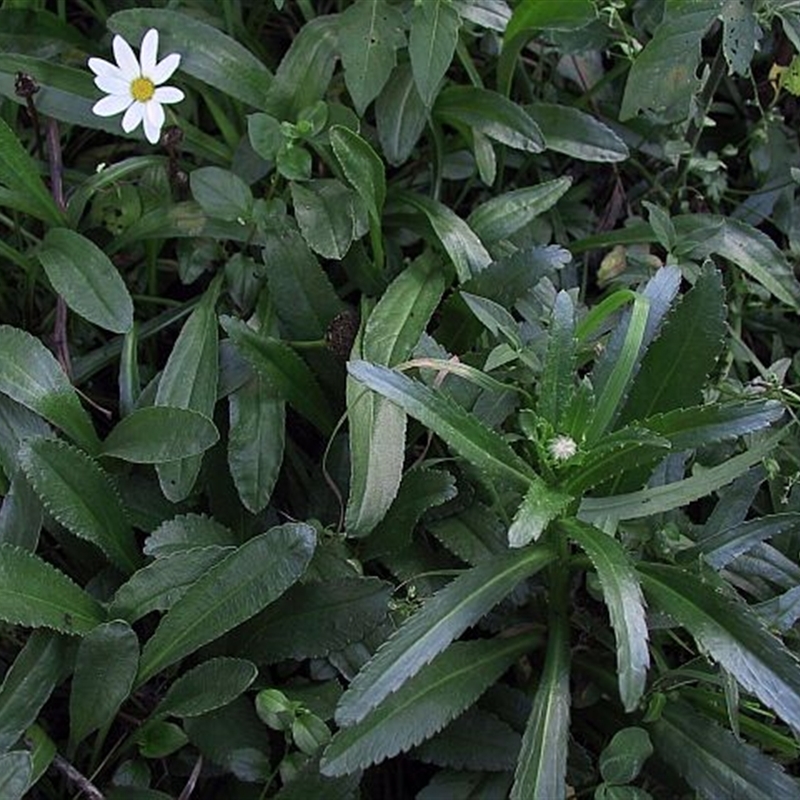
[0, 325, 99, 453]
[539, 290, 577, 426]
[376, 63, 428, 165]
[347, 360, 535, 489]
[109, 9, 273, 109]
[109, 546, 233, 623]
[136, 720, 188, 759]
[600, 727, 653, 785]
[19, 437, 140, 575]
[0, 471, 42, 551]
[619, 267, 726, 424]
[435, 86, 545, 153]
[154, 658, 257, 719]
[0, 631, 69, 752]
[155, 279, 220, 502]
[506, 0, 596, 39]
[143, 513, 237, 558]
[137, 523, 316, 684]
[228, 376, 285, 514]
[0, 752, 31, 800]
[346, 253, 446, 537]
[322, 635, 538, 776]
[638, 563, 800, 733]
[579, 431, 782, 523]
[69, 621, 139, 746]
[291, 179, 367, 260]
[235, 577, 391, 663]
[36, 228, 133, 334]
[508, 481, 572, 547]
[721, 0, 757, 75]
[512, 605, 571, 800]
[101, 407, 219, 464]
[221, 317, 336, 436]
[390, 190, 492, 282]
[0, 545, 104, 634]
[338, 0, 406, 114]
[429, 502, 507, 565]
[330, 125, 387, 224]
[468, 177, 572, 245]
[0, 118, 63, 227]
[564, 520, 649, 712]
[335, 546, 555, 726]
[526, 103, 629, 162]
[409, 0, 461, 107]
[190, 167, 253, 223]
[650, 699, 800, 800]
[620, 0, 723, 121]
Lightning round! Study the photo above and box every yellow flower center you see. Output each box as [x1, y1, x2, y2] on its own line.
[130, 76, 155, 102]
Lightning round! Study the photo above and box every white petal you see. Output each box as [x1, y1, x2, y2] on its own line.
[88, 57, 122, 80]
[153, 86, 184, 105]
[143, 101, 165, 144]
[140, 29, 159, 74]
[92, 94, 133, 117]
[112, 34, 140, 78]
[94, 72, 130, 96]
[122, 102, 144, 133]
[151, 52, 181, 85]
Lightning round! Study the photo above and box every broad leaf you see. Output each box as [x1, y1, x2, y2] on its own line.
[563, 520, 649, 712]
[154, 658, 257, 719]
[0, 325, 98, 453]
[0, 545, 104, 634]
[19, 437, 140, 574]
[37, 228, 133, 334]
[137, 523, 316, 684]
[409, 0, 460, 107]
[322, 635, 538, 776]
[512, 606, 571, 799]
[69, 621, 139, 745]
[347, 360, 535, 489]
[599, 727, 653, 785]
[650, 698, 800, 800]
[143, 513, 237, 558]
[506, 0, 596, 39]
[638, 563, 800, 734]
[376, 63, 428, 165]
[338, 0, 406, 114]
[190, 167, 253, 222]
[335, 545, 556, 725]
[101, 407, 219, 463]
[0, 751, 31, 800]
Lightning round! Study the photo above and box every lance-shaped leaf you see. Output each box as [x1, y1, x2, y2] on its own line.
[346, 253, 445, 537]
[408, 0, 460, 107]
[347, 360, 535, 490]
[37, 228, 133, 334]
[137, 523, 316, 684]
[335, 545, 556, 726]
[0, 751, 31, 800]
[507, 481, 572, 548]
[19, 437, 140, 575]
[0, 545, 104, 634]
[330, 125, 387, 225]
[512, 605, 571, 799]
[69, 621, 139, 746]
[154, 658, 257, 719]
[638, 563, 800, 734]
[155, 279, 220, 502]
[563, 519, 649, 712]
[538, 289, 577, 426]
[650, 699, 800, 800]
[376, 63, 428, 166]
[101, 406, 219, 463]
[322, 634, 539, 776]
[0, 326, 98, 453]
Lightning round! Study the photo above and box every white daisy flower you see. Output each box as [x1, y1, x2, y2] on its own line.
[88, 28, 184, 145]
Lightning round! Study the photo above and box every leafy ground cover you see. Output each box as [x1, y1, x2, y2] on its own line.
[2, 0, 800, 798]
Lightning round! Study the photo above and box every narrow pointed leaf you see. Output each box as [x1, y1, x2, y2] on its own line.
[409, 0, 460, 107]
[563, 519, 649, 711]
[37, 228, 133, 334]
[376, 62, 428, 165]
[155, 658, 257, 719]
[137, 523, 316, 684]
[507, 481, 572, 547]
[0, 326, 98, 453]
[651, 699, 800, 800]
[19, 437, 140, 574]
[512, 608, 571, 799]
[336, 545, 556, 726]
[638, 563, 800, 733]
[102, 407, 219, 463]
[70, 621, 139, 745]
[347, 360, 535, 490]
[330, 125, 387, 222]
[322, 635, 538, 776]
[538, 290, 577, 426]
[0, 545, 104, 634]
